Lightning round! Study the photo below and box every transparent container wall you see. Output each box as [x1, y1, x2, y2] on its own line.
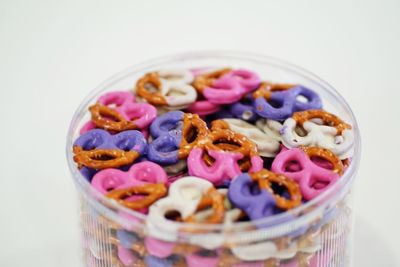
[67, 52, 360, 267]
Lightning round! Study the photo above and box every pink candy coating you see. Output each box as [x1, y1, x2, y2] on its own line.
[80, 91, 156, 135]
[187, 148, 263, 185]
[91, 161, 168, 195]
[271, 147, 340, 200]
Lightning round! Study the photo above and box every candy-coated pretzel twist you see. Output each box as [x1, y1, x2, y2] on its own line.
[136, 72, 168, 105]
[252, 82, 297, 100]
[73, 129, 147, 170]
[292, 109, 352, 135]
[300, 146, 344, 175]
[202, 122, 260, 172]
[89, 103, 138, 132]
[192, 68, 232, 93]
[205, 120, 260, 171]
[184, 187, 225, 224]
[250, 169, 302, 210]
[107, 184, 167, 210]
[271, 146, 344, 200]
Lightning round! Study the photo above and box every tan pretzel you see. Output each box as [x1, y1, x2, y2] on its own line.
[292, 109, 351, 135]
[250, 169, 302, 210]
[252, 82, 296, 99]
[73, 146, 139, 169]
[197, 120, 259, 171]
[192, 68, 232, 93]
[89, 103, 138, 132]
[135, 72, 168, 105]
[106, 184, 167, 210]
[300, 146, 344, 175]
[178, 113, 209, 159]
[184, 187, 225, 224]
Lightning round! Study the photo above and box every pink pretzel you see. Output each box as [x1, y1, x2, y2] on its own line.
[188, 148, 263, 185]
[80, 91, 156, 135]
[271, 148, 340, 200]
[145, 237, 176, 258]
[222, 69, 261, 91]
[186, 250, 220, 267]
[202, 69, 260, 105]
[91, 161, 168, 195]
[187, 100, 221, 116]
[117, 246, 138, 266]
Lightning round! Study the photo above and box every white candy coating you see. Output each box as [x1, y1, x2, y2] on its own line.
[146, 177, 212, 241]
[222, 118, 280, 157]
[281, 118, 354, 159]
[158, 69, 197, 109]
[256, 119, 284, 142]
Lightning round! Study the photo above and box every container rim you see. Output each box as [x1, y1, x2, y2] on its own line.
[66, 50, 361, 236]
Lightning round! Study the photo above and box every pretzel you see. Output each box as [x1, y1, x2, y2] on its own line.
[200, 120, 259, 171]
[73, 146, 139, 170]
[184, 187, 225, 224]
[106, 184, 167, 210]
[192, 68, 232, 93]
[292, 109, 351, 135]
[250, 169, 302, 210]
[300, 146, 344, 175]
[252, 82, 296, 99]
[135, 72, 167, 105]
[178, 113, 209, 158]
[89, 103, 137, 132]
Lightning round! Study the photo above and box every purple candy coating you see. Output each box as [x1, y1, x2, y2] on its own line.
[228, 173, 277, 221]
[149, 111, 184, 138]
[73, 129, 147, 155]
[144, 255, 182, 267]
[148, 111, 184, 165]
[116, 230, 139, 248]
[253, 85, 322, 120]
[230, 93, 259, 122]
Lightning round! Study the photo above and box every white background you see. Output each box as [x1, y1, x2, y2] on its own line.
[1, 0, 399, 266]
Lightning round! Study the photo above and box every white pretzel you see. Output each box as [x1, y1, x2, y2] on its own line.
[231, 229, 322, 261]
[158, 69, 197, 109]
[231, 241, 297, 261]
[281, 118, 354, 159]
[146, 177, 212, 241]
[163, 160, 187, 174]
[222, 119, 280, 157]
[256, 119, 284, 142]
[158, 69, 194, 84]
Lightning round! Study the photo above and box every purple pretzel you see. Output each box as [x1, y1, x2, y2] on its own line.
[230, 93, 259, 122]
[228, 173, 277, 220]
[253, 85, 322, 120]
[73, 129, 147, 155]
[147, 111, 184, 165]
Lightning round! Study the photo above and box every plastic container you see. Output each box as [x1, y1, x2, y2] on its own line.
[66, 51, 361, 267]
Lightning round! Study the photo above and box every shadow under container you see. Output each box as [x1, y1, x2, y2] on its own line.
[66, 51, 361, 267]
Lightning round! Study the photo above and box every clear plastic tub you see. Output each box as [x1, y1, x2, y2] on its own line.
[66, 51, 361, 267]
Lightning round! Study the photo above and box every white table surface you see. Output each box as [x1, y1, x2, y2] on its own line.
[1, 0, 399, 266]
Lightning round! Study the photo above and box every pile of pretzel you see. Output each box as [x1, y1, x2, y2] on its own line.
[72, 68, 354, 266]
